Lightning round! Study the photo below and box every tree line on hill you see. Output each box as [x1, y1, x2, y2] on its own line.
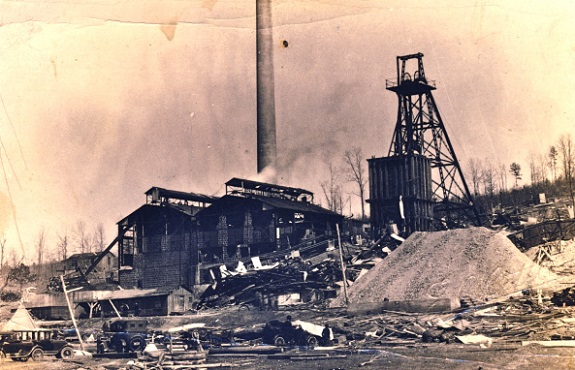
[469, 133, 575, 215]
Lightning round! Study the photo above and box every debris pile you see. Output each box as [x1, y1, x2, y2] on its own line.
[525, 238, 575, 276]
[195, 255, 343, 310]
[508, 220, 575, 250]
[328, 297, 575, 348]
[192, 232, 402, 311]
[333, 227, 563, 308]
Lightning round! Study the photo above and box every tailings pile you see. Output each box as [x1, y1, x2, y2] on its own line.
[336, 227, 563, 308]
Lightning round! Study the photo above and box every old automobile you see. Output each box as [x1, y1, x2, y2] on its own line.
[105, 318, 149, 352]
[1, 329, 74, 361]
[262, 319, 322, 347]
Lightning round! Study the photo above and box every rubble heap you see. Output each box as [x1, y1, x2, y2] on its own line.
[195, 256, 342, 310]
[525, 239, 575, 276]
[328, 297, 575, 347]
[336, 227, 562, 308]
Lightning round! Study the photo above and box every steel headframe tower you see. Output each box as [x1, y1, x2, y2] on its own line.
[386, 53, 481, 228]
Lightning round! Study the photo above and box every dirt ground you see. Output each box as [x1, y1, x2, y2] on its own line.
[3, 304, 575, 370]
[2, 310, 575, 369]
[4, 230, 575, 369]
[3, 343, 575, 370]
[4, 289, 575, 369]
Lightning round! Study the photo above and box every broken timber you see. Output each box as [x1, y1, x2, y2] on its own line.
[208, 345, 283, 355]
[347, 298, 452, 315]
[522, 340, 575, 347]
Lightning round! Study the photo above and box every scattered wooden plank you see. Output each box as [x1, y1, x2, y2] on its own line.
[378, 341, 417, 346]
[267, 353, 347, 361]
[208, 345, 283, 355]
[92, 352, 138, 359]
[456, 334, 493, 346]
[161, 363, 238, 369]
[348, 298, 452, 315]
[522, 340, 575, 347]
[268, 352, 329, 359]
[289, 355, 347, 361]
[205, 353, 266, 358]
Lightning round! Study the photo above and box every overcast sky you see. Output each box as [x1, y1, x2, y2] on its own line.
[0, 0, 574, 262]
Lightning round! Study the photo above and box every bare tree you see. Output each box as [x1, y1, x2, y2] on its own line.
[528, 154, 537, 184]
[510, 162, 522, 188]
[75, 220, 91, 254]
[8, 248, 23, 270]
[537, 152, 549, 184]
[35, 228, 46, 271]
[549, 145, 558, 182]
[498, 162, 507, 192]
[468, 158, 483, 196]
[482, 162, 496, 197]
[93, 223, 106, 253]
[320, 163, 344, 214]
[57, 228, 70, 261]
[482, 162, 496, 212]
[558, 134, 575, 210]
[529, 152, 549, 185]
[343, 147, 367, 220]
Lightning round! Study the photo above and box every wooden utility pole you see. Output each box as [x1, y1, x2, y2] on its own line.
[60, 275, 85, 350]
[108, 299, 122, 318]
[336, 224, 349, 305]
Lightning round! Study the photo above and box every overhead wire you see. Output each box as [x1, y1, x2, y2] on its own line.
[0, 93, 28, 171]
[0, 89, 27, 251]
[0, 136, 22, 190]
[0, 147, 25, 250]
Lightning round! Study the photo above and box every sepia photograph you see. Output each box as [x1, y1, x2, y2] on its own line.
[0, 1, 574, 368]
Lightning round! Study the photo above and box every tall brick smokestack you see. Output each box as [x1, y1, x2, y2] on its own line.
[256, 0, 277, 178]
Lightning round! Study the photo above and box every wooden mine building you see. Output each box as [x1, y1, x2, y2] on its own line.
[116, 179, 343, 291]
[117, 187, 217, 289]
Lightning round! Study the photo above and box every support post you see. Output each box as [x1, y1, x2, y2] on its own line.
[60, 275, 85, 351]
[108, 299, 122, 318]
[336, 224, 349, 306]
[87, 302, 98, 319]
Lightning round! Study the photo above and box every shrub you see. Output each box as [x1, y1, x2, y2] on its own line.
[1, 291, 21, 302]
